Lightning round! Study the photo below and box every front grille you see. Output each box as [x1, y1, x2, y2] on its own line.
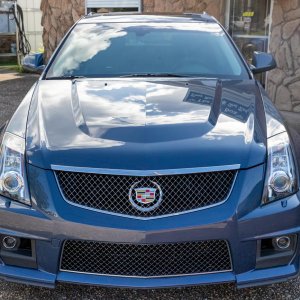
[60, 240, 232, 277]
[56, 170, 236, 217]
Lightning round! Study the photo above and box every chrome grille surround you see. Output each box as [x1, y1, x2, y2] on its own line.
[60, 240, 232, 277]
[54, 166, 238, 218]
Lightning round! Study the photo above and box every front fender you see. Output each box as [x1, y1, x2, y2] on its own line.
[0, 121, 8, 144]
[6, 83, 38, 139]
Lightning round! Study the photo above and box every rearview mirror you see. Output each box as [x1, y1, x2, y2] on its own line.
[251, 51, 276, 74]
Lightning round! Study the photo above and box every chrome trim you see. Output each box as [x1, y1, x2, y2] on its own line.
[59, 240, 233, 278]
[54, 171, 238, 220]
[59, 268, 233, 279]
[51, 164, 240, 176]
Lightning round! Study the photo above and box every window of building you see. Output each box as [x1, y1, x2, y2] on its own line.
[85, 0, 141, 14]
[229, 0, 272, 63]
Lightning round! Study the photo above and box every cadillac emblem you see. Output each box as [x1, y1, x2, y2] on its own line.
[129, 181, 163, 212]
[135, 188, 156, 204]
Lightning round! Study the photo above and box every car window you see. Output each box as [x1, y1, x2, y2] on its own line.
[46, 22, 249, 79]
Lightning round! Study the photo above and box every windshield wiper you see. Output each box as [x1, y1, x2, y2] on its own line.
[120, 73, 187, 78]
[46, 75, 86, 80]
[46, 73, 189, 79]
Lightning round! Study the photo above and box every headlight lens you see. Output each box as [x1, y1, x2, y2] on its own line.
[0, 133, 30, 205]
[263, 132, 298, 203]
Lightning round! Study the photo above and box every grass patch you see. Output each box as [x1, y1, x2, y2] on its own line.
[0, 62, 23, 73]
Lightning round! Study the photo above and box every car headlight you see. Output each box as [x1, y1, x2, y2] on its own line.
[0, 133, 30, 205]
[263, 132, 298, 203]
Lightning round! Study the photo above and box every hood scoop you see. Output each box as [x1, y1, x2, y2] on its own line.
[71, 79, 215, 139]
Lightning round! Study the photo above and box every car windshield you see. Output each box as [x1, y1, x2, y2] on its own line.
[46, 21, 249, 79]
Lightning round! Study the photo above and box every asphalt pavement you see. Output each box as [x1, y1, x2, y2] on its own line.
[0, 71, 300, 299]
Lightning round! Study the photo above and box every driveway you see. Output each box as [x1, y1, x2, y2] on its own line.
[0, 70, 38, 125]
[0, 72, 300, 299]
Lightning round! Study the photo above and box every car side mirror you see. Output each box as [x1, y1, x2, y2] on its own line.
[250, 51, 277, 74]
[34, 64, 46, 75]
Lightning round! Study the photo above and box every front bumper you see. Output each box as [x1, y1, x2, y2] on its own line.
[0, 164, 299, 289]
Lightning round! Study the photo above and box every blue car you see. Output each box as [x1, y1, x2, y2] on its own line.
[0, 13, 299, 289]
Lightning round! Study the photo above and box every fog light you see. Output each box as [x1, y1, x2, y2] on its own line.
[270, 171, 291, 193]
[274, 236, 291, 250]
[2, 171, 24, 194]
[2, 236, 19, 249]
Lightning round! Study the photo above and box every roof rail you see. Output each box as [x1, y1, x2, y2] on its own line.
[83, 12, 217, 22]
[183, 12, 216, 22]
[84, 11, 141, 18]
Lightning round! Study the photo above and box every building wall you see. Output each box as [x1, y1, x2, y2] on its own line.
[143, 0, 226, 24]
[267, 0, 300, 112]
[0, 35, 15, 54]
[40, 0, 85, 62]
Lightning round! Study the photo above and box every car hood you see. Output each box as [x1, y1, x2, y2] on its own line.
[26, 78, 267, 170]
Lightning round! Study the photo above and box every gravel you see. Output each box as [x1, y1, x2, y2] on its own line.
[0, 72, 39, 124]
[0, 72, 299, 299]
[0, 280, 299, 300]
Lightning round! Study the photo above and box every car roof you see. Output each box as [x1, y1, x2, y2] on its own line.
[79, 13, 218, 24]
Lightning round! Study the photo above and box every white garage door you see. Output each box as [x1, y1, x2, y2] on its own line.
[86, 0, 141, 12]
[17, 0, 42, 52]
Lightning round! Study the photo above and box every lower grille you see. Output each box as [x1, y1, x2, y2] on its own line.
[60, 240, 232, 277]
